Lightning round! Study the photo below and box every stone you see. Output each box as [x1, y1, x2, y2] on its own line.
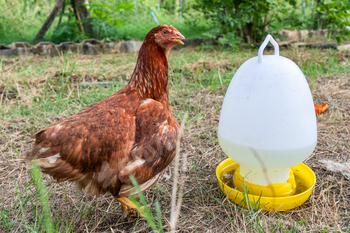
[119, 41, 143, 53]
[82, 42, 95, 54]
[337, 44, 350, 51]
[309, 29, 328, 39]
[279, 30, 299, 41]
[106, 42, 116, 49]
[34, 42, 56, 55]
[299, 30, 309, 40]
[8, 42, 32, 49]
[0, 44, 10, 49]
[0, 47, 35, 57]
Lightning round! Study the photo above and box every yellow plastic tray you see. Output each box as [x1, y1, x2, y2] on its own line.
[216, 158, 316, 211]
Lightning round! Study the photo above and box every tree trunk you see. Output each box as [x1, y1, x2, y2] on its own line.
[71, 0, 84, 31]
[34, 0, 65, 41]
[242, 23, 253, 43]
[71, 0, 94, 37]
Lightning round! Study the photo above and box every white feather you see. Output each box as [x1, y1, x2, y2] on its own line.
[142, 98, 153, 105]
[126, 159, 146, 170]
[39, 147, 50, 153]
[47, 153, 60, 163]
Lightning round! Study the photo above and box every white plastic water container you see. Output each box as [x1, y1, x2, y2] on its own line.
[218, 35, 317, 186]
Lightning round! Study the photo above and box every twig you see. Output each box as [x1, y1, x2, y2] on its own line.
[170, 113, 188, 232]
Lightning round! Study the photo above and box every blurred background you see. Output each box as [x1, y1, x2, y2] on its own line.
[0, 0, 349, 46]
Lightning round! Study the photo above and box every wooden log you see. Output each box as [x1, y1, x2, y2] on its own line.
[34, 0, 65, 41]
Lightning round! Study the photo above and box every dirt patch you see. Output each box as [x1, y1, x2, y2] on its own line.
[335, 53, 350, 63]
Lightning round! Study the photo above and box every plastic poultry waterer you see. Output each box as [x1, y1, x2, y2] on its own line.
[216, 35, 317, 211]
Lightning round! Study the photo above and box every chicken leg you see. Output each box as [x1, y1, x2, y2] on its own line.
[114, 196, 144, 218]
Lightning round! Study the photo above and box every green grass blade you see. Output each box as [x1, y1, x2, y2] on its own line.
[129, 175, 158, 232]
[30, 161, 54, 233]
[155, 201, 164, 233]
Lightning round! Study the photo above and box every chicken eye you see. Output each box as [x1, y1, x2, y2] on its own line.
[163, 30, 168, 35]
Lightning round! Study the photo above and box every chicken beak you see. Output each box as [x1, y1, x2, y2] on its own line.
[172, 32, 185, 45]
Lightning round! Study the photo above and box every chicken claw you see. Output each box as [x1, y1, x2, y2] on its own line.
[115, 197, 145, 219]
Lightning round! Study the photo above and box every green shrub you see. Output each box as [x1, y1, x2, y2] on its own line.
[314, 0, 350, 42]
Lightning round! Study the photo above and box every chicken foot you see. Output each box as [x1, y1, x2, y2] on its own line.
[114, 196, 145, 219]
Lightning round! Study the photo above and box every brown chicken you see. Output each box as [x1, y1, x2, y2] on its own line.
[27, 25, 185, 218]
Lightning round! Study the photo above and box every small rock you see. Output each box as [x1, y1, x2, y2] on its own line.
[337, 44, 350, 51]
[0, 44, 10, 49]
[0, 48, 31, 57]
[8, 42, 32, 49]
[57, 42, 74, 53]
[35, 42, 56, 55]
[299, 30, 309, 40]
[106, 42, 116, 49]
[279, 29, 299, 41]
[82, 42, 95, 54]
[309, 29, 328, 39]
[119, 41, 143, 53]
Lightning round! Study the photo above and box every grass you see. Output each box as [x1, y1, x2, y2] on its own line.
[0, 45, 350, 232]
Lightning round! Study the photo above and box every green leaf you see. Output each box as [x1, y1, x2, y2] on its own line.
[336, 35, 343, 43]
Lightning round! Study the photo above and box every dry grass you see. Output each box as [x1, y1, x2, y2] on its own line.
[0, 46, 350, 232]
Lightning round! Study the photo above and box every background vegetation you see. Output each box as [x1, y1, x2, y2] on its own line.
[0, 0, 349, 45]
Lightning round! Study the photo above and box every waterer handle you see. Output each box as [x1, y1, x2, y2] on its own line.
[258, 34, 279, 63]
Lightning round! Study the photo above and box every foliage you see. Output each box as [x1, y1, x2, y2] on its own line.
[48, 0, 209, 43]
[49, 12, 86, 44]
[272, 1, 311, 30]
[0, 0, 350, 45]
[0, 0, 53, 45]
[314, 0, 350, 42]
[88, 1, 134, 40]
[48, 1, 134, 43]
[193, 0, 350, 45]
[217, 32, 242, 50]
[193, 0, 290, 44]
